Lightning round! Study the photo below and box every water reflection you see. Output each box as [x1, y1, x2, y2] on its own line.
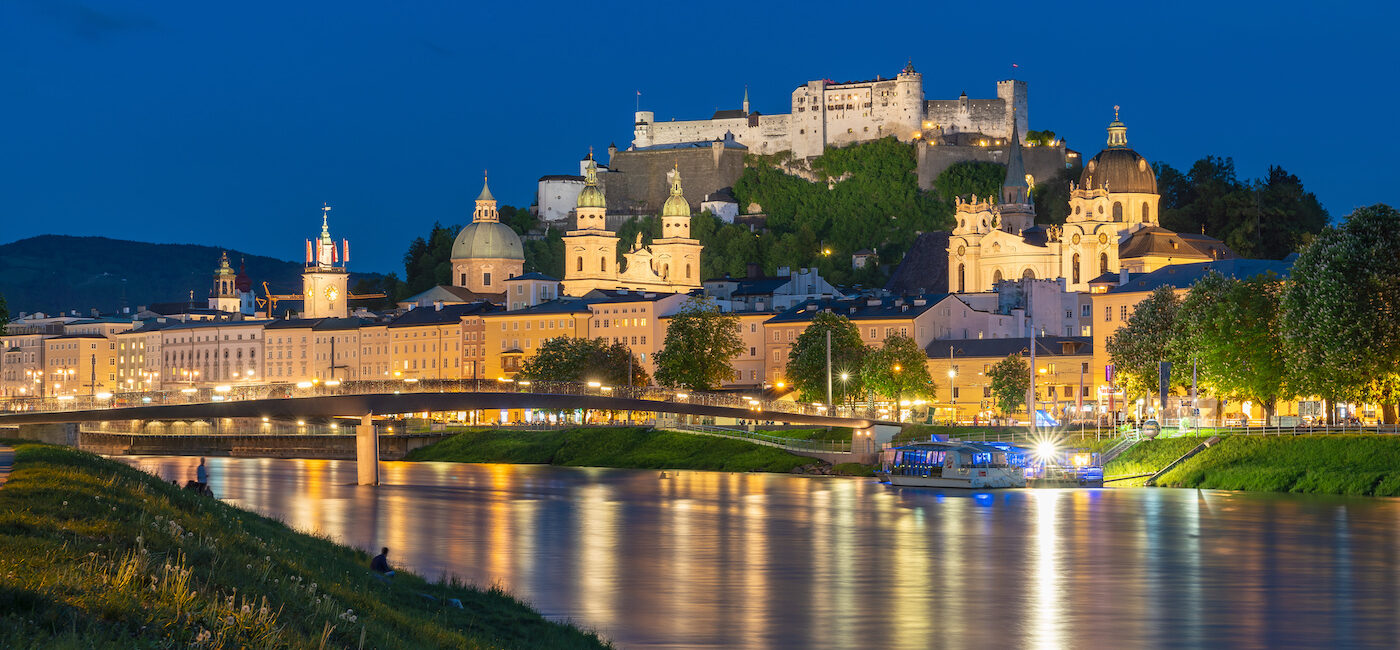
[123, 457, 1400, 649]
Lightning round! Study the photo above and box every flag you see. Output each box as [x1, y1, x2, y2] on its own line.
[1012, 63, 1019, 68]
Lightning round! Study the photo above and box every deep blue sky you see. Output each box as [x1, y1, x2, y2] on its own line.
[2, 1, 1396, 275]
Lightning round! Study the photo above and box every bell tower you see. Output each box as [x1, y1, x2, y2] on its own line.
[302, 204, 350, 319]
[561, 155, 619, 296]
[208, 251, 241, 314]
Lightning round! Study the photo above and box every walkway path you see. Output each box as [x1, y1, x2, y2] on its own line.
[0, 445, 12, 488]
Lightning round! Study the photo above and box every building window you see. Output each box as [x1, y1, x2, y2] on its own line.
[1120, 305, 1129, 320]
[577, 257, 584, 272]
[460, 273, 467, 286]
[1112, 202, 1123, 222]
[957, 263, 965, 292]
[1072, 253, 1081, 284]
[483, 272, 492, 286]
[1104, 305, 1110, 322]
[1099, 253, 1109, 275]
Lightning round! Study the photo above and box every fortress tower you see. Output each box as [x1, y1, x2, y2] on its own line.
[302, 205, 349, 319]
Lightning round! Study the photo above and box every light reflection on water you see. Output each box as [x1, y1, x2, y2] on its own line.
[124, 456, 1400, 649]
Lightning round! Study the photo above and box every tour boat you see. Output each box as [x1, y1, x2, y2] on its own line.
[877, 441, 1028, 489]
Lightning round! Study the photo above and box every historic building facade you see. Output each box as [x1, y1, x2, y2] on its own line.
[301, 206, 350, 319]
[949, 109, 1235, 294]
[451, 176, 523, 295]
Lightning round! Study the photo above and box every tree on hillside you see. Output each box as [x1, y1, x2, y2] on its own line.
[1282, 204, 1400, 424]
[784, 313, 867, 403]
[1172, 271, 1290, 422]
[1025, 130, 1057, 147]
[1252, 166, 1330, 259]
[0, 291, 8, 336]
[1106, 286, 1184, 403]
[401, 222, 459, 296]
[523, 229, 564, 278]
[934, 161, 1006, 204]
[499, 205, 538, 236]
[520, 337, 649, 387]
[1032, 166, 1076, 225]
[691, 212, 761, 279]
[986, 353, 1030, 415]
[653, 296, 743, 391]
[859, 334, 935, 405]
[1155, 157, 1327, 259]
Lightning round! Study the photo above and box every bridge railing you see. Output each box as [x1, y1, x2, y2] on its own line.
[0, 378, 882, 422]
[661, 421, 853, 453]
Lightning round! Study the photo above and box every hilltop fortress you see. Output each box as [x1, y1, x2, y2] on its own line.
[634, 62, 1027, 158]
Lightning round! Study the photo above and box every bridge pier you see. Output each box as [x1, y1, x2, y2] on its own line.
[356, 414, 378, 486]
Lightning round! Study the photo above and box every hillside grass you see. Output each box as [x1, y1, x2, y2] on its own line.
[1154, 435, 1400, 496]
[405, 427, 816, 473]
[757, 427, 852, 443]
[1104, 437, 1204, 479]
[0, 442, 608, 649]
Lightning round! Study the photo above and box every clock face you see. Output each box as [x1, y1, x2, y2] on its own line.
[956, 245, 966, 257]
[1071, 234, 1081, 245]
[326, 286, 340, 301]
[1099, 233, 1110, 245]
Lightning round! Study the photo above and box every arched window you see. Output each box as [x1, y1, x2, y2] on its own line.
[577, 257, 584, 272]
[1022, 268, 1036, 280]
[1112, 202, 1123, 222]
[1141, 201, 1150, 222]
[957, 264, 965, 292]
[1072, 253, 1081, 284]
[460, 273, 466, 286]
[992, 269, 1003, 284]
[1099, 253, 1109, 275]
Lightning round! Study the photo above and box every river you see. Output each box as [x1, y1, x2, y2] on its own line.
[122, 456, 1400, 649]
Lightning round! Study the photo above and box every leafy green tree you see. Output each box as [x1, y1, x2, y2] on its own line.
[859, 334, 935, 404]
[1172, 271, 1290, 422]
[0, 291, 7, 336]
[933, 161, 1005, 204]
[1156, 157, 1327, 259]
[784, 313, 867, 403]
[986, 353, 1030, 415]
[523, 229, 564, 278]
[1025, 130, 1057, 147]
[653, 296, 743, 391]
[499, 205, 538, 236]
[401, 222, 459, 296]
[1106, 286, 1185, 402]
[1252, 166, 1329, 259]
[1032, 166, 1076, 225]
[520, 337, 649, 387]
[1282, 204, 1400, 424]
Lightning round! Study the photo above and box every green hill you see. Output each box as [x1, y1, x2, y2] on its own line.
[0, 235, 381, 315]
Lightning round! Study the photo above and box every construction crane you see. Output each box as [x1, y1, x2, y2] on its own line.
[256, 281, 388, 314]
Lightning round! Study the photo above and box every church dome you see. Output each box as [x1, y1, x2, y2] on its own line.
[451, 221, 524, 261]
[1079, 148, 1157, 194]
[1079, 108, 1156, 194]
[577, 184, 606, 209]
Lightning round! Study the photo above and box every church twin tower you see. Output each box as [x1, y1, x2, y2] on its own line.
[560, 157, 702, 296]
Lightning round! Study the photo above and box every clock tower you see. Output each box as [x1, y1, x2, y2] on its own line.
[302, 205, 350, 319]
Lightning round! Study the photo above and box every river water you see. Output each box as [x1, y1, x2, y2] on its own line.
[123, 456, 1400, 649]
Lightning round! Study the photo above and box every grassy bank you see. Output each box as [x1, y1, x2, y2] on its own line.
[756, 427, 851, 443]
[1154, 435, 1400, 496]
[406, 427, 817, 473]
[0, 442, 608, 648]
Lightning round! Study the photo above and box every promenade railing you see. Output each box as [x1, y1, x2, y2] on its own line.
[0, 378, 882, 423]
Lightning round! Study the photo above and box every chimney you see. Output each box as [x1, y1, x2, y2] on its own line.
[1119, 269, 1128, 284]
[746, 262, 760, 278]
[434, 301, 443, 312]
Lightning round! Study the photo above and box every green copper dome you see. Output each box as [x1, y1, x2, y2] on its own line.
[577, 158, 606, 209]
[661, 167, 690, 218]
[452, 221, 524, 261]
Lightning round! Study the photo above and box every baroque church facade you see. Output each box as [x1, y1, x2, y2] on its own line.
[561, 159, 702, 296]
[949, 109, 1235, 294]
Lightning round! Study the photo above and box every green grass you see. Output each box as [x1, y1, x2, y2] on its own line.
[1155, 435, 1400, 496]
[831, 463, 876, 477]
[406, 427, 817, 473]
[756, 427, 852, 443]
[1104, 437, 1204, 480]
[0, 442, 609, 649]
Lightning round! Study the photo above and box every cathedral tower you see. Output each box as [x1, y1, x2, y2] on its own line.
[302, 205, 350, 319]
[451, 173, 524, 293]
[645, 166, 702, 290]
[561, 156, 620, 296]
[208, 251, 241, 314]
[997, 109, 1035, 234]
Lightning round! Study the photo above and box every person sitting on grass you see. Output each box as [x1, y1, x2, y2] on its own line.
[371, 547, 395, 577]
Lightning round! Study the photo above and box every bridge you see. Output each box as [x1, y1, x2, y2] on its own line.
[0, 379, 901, 484]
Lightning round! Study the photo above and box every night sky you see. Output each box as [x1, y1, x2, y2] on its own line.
[2, 1, 1396, 274]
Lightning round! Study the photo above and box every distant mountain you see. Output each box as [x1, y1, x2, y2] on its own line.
[0, 235, 382, 315]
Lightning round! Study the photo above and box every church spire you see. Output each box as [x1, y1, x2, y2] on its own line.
[1107, 105, 1128, 148]
[1001, 108, 1029, 204]
[742, 85, 750, 115]
[473, 170, 500, 223]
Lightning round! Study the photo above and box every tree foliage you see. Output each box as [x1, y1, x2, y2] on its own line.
[933, 161, 1005, 205]
[0, 291, 7, 336]
[1282, 204, 1400, 423]
[653, 296, 743, 391]
[732, 138, 954, 286]
[986, 353, 1030, 415]
[859, 334, 936, 402]
[1172, 271, 1290, 420]
[1025, 130, 1057, 147]
[784, 313, 867, 403]
[519, 336, 649, 387]
[1155, 157, 1328, 259]
[1032, 166, 1077, 225]
[400, 205, 542, 299]
[1106, 286, 1184, 400]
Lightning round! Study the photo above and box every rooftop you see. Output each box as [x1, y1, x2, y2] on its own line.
[767, 294, 949, 324]
[927, 336, 1092, 359]
[1106, 258, 1292, 295]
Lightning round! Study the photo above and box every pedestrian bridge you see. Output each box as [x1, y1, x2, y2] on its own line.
[0, 379, 887, 429]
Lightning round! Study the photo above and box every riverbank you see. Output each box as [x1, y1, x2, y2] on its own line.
[406, 427, 832, 473]
[1147, 434, 1400, 496]
[0, 442, 608, 648]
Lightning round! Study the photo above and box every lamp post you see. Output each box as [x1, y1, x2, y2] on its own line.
[893, 363, 902, 422]
[947, 344, 956, 426]
[839, 372, 849, 414]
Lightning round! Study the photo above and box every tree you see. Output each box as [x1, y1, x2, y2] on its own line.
[934, 161, 1006, 205]
[859, 334, 936, 404]
[1025, 130, 1057, 147]
[986, 353, 1030, 415]
[1155, 157, 1327, 259]
[520, 337, 649, 387]
[1172, 271, 1290, 422]
[1032, 166, 1076, 225]
[784, 313, 867, 403]
[1106, 286, 1184, 402]
[653, 296, 743, 391]
[0, 291, 7, 336]
[1282, 204, 1400, 424]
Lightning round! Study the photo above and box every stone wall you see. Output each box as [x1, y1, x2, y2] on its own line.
[606, 146, 746, 215]
[917, 143, 1076, 193]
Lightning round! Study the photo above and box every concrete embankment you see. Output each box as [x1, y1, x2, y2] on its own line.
[5, 424, 449, 460]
